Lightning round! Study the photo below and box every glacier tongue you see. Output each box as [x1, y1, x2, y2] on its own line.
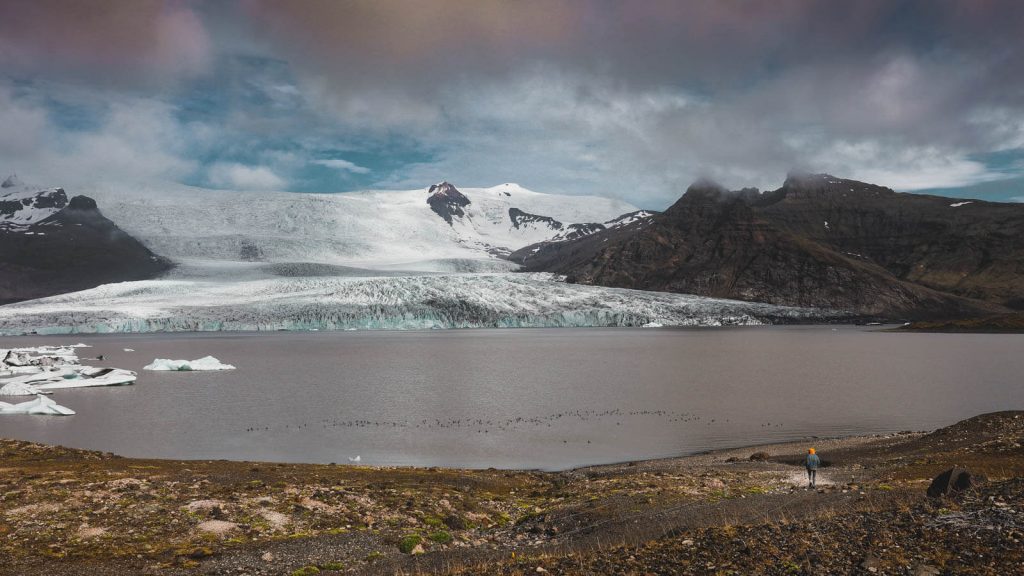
[0, 271, 843, 335]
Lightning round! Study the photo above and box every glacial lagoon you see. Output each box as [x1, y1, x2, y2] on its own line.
[1, 326, 1021, 470]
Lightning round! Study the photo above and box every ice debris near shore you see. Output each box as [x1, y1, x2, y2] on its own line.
[0, 381, 45, 396]
[0, 395, 75, 415]
[0, 345, 136, 415]
[144, 356, 235, 371]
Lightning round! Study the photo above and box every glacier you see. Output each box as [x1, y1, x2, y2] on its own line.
[0, 269, 843, 335]
[80, 181, 637, 269]
[0, 180, 850, 334]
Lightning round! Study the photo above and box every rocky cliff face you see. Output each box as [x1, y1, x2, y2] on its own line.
[426, 181, 471, 225]
[512, 174, 1024, 320]
[0, 187, 172, 304]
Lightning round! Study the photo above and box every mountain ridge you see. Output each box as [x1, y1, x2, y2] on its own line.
[0, 183, 172, 304]
[512, 174, 1024, 320]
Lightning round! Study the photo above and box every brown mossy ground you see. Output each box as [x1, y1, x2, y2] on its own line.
[2, 412, 1023, 575]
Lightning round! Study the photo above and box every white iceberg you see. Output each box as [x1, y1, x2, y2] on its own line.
[35, 367, 137, 389]
[0, 395, 75, 415]
[1, 345, 82, 371]
[144, 356, 235, 371]
[642, 322, 664, 328]
[1, 366, 136, 390]
[0, 381, 46, 396]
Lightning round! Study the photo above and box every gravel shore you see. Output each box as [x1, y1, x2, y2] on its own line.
[2, 412, 1022, 575]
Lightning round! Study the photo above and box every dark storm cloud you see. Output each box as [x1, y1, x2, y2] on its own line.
[2, 1, 1024, 203]
[0, 0, 212, 87]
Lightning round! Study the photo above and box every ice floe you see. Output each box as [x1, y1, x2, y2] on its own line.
[0, 395, 75, 415]
[0, 381, 45, 396]
[35, 367, 137, 389]
[144, 356, 235, 371]
[0, 345, 137, 415]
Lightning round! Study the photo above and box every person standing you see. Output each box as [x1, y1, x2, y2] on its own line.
[806, 448, 821, 488]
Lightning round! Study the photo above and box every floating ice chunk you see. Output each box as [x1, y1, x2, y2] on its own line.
[642, 322, 664, 328]
[124, 348, 135, 352]
[35, 367, 137, 389]
[0, 395, 75, 415]
[0, 381, 46, 396]
[144, 356, 235, 371]
[348, 455, 361, 463]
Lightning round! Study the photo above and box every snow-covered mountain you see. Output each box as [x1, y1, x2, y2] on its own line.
[0, 176, 69, 230]
[1, 179, 171, 304]
[84, 181, 639, 271]
[0, 177, 849, 332]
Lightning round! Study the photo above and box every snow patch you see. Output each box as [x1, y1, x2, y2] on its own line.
[949, 201, 973, 207]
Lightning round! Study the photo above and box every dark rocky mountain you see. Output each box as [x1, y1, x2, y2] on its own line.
[512, 174, 1024, 320]
[0, 186, 172, 304]
[426, 181, 471, 225]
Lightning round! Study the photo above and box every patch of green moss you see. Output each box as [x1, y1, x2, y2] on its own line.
[429, 530, 453, 544]
[398, 534, 422, 554]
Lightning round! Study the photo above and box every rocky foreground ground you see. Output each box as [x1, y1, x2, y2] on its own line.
[2, 412, 1023, 575]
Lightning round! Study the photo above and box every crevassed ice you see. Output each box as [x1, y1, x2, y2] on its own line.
[0, 272, 843, 335]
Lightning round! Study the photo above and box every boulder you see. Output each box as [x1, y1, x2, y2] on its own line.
[749, 452, 770, 462]
[926, 467, 979, 498]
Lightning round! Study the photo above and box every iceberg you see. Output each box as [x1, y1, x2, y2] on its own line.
[35, 367, 137, 389]
[1, 346, 81, 371]
[144, 356, 235, 371]
[0, 381, 46, 396]
[0, 365, 136, 389]
[0, 395, 75, 415]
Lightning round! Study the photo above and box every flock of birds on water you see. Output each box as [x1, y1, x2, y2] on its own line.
[242, 408, 790, 437]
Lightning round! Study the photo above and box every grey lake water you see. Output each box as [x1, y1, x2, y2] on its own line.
[1, 326, 1022, 470]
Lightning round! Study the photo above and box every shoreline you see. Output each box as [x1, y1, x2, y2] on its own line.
[3, 412, 1022, 575]
[0, 319, 887, 338]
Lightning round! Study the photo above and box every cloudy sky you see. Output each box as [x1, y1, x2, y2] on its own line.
[2, 0, 1024, 208]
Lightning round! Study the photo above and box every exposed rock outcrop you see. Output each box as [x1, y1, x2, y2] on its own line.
[513, 174, 1024, 320]
[0, 185, 172, 304]
[426, 181, 471, 225]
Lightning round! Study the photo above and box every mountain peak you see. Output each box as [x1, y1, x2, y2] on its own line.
[426, 181, 471, 225]
[685, 178, 728, 195]
[428, 181, 459, 195]
[2, 174, 24, 189]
